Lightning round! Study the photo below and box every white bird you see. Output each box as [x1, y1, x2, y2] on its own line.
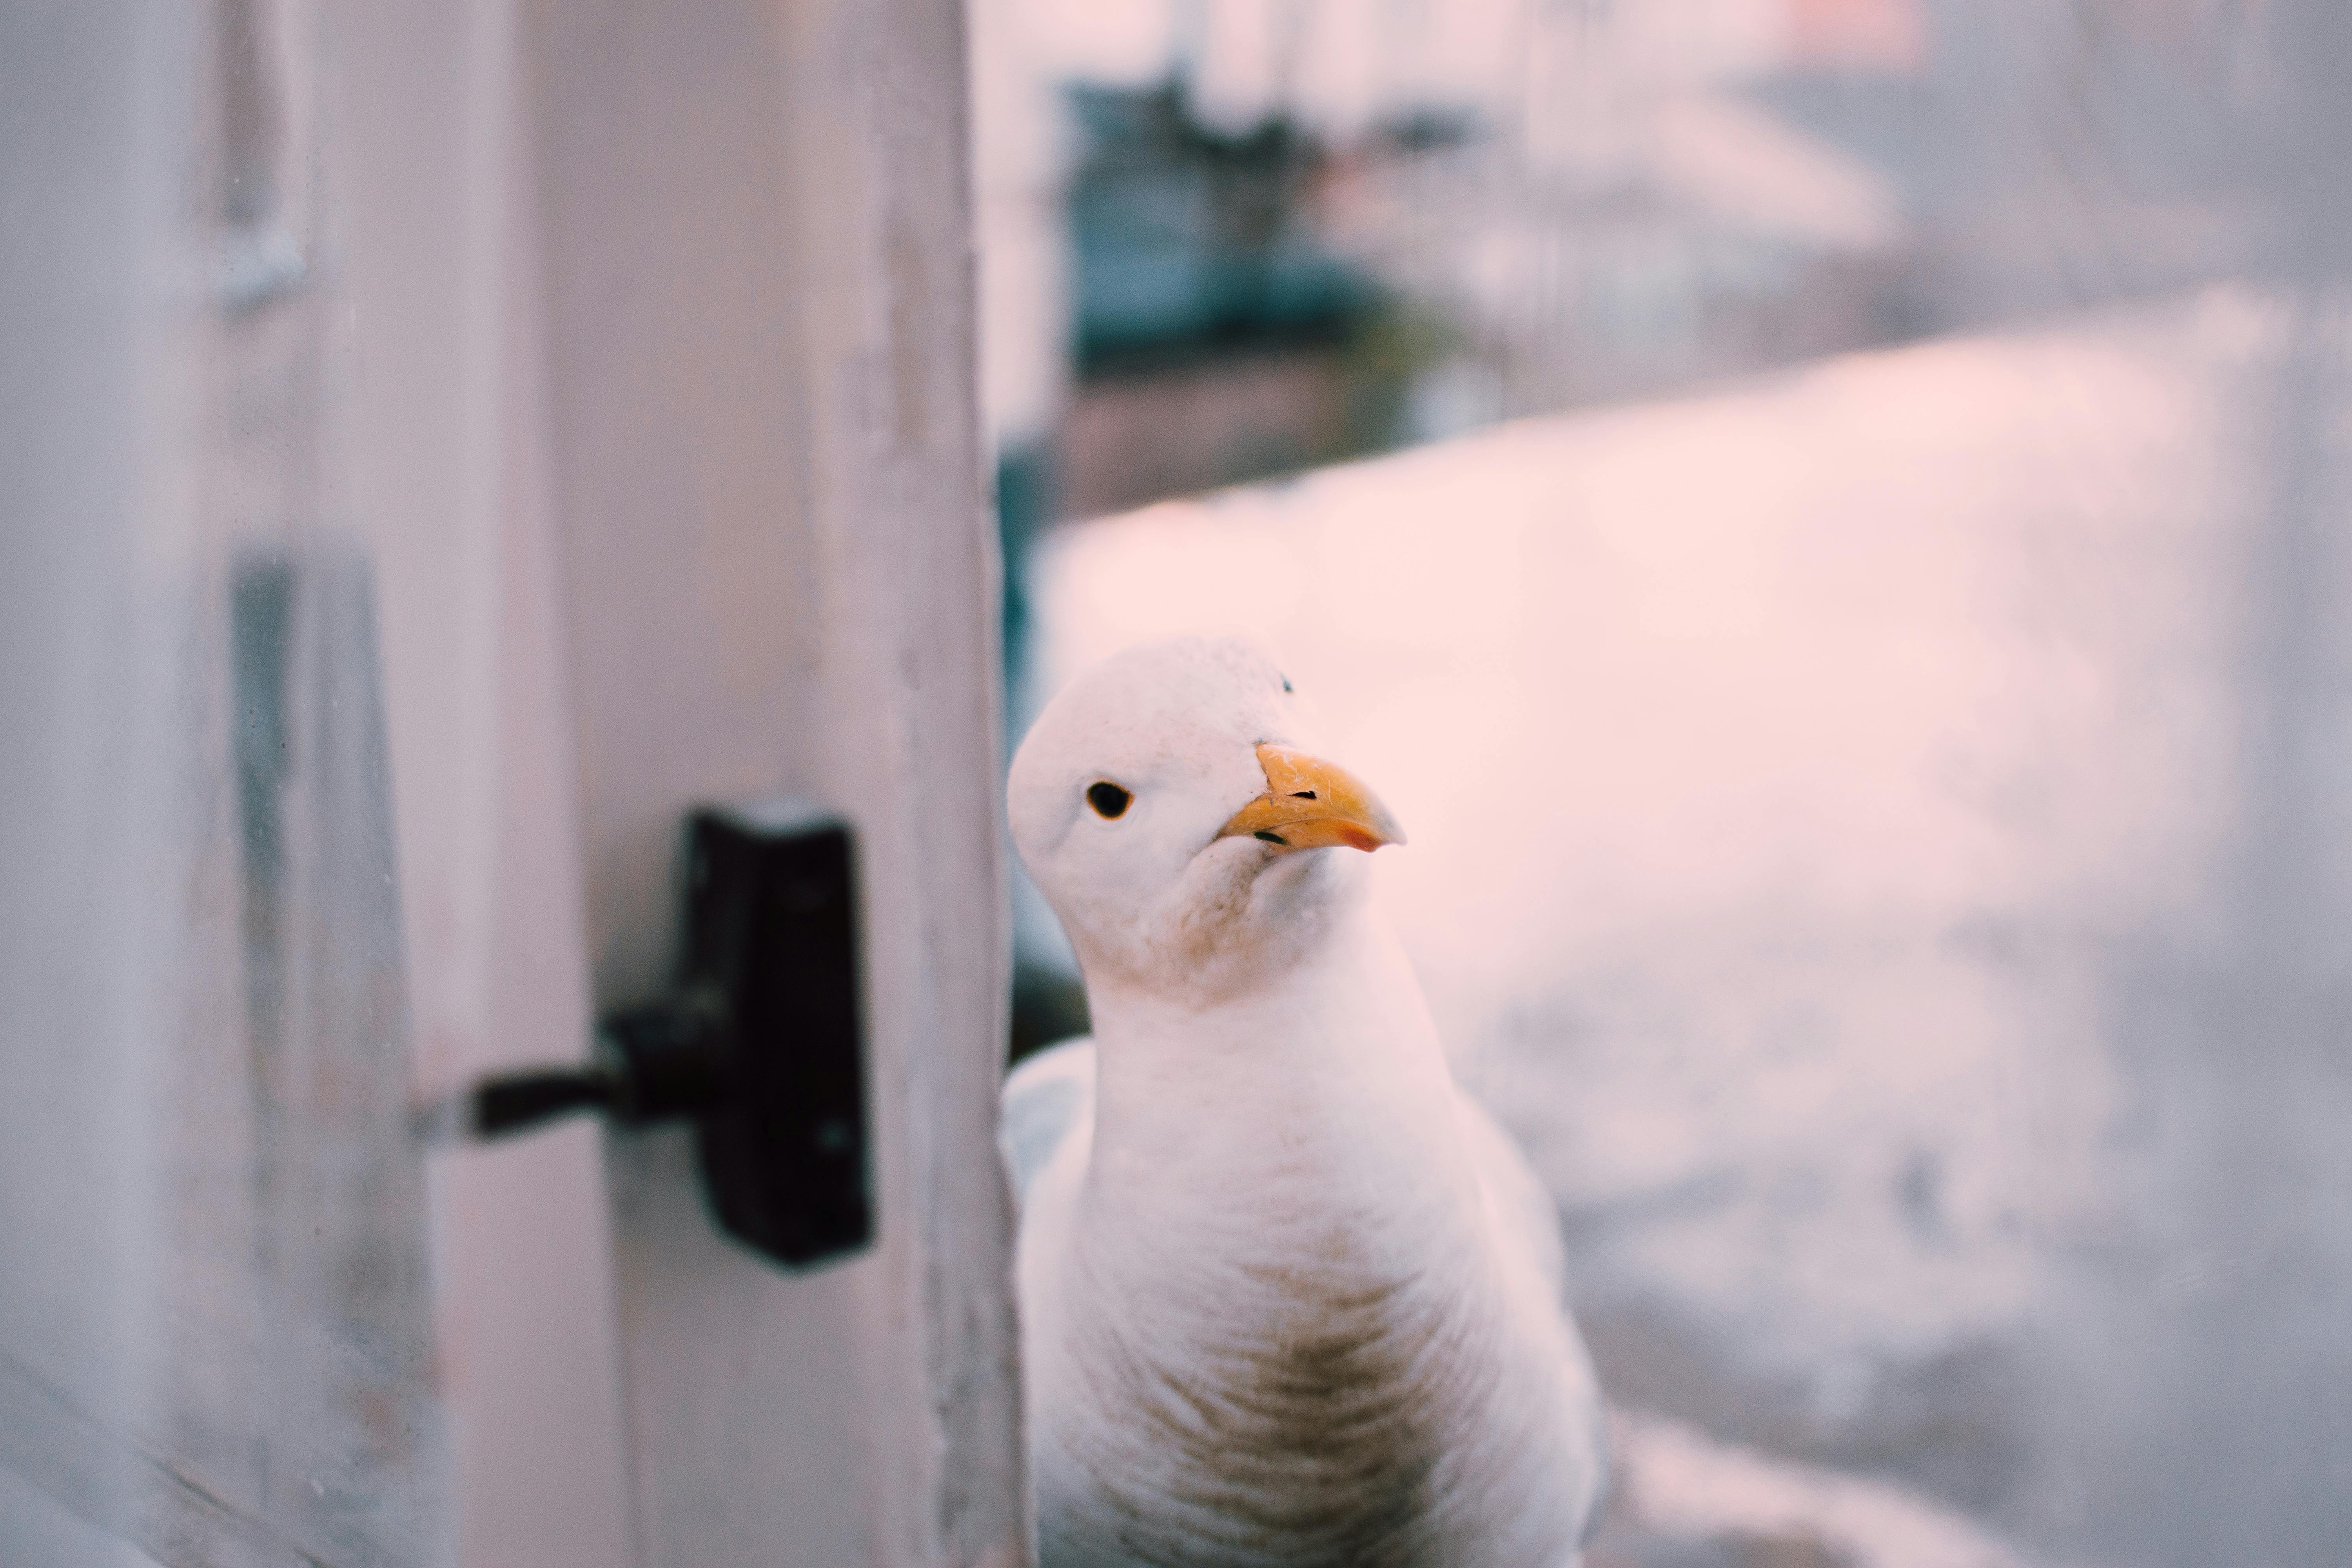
[1001, 637, 1607, 1568]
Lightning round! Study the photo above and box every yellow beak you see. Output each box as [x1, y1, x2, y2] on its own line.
[1215, 743, 1406, 853]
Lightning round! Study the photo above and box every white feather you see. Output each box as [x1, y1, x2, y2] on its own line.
[1000, 1036, 1095, 1212]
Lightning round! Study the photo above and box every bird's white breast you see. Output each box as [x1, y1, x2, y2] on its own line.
[1017, 921, 1602, 1567]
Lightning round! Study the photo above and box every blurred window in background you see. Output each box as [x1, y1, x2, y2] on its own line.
[977, 3, 2352, 1566]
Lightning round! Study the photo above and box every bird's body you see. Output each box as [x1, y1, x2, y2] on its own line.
[1003, 638, 1605, 1568]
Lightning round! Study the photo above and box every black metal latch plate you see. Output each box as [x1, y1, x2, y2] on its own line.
[456, 800, 872, 1271]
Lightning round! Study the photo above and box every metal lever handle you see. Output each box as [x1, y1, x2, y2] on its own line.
[469, 1065, 623, 1136]
[454, 992, 720, 1142]
[425, 802, 871, 1272]
[462, 994, 729, 1138]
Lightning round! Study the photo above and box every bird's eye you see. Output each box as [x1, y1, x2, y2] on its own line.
[1281, 674, 1294, 693]
[1087, 781, 1132, 819]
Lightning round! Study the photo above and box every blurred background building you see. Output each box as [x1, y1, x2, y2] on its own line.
[978, 3, 2352, 1565]
[976, 0, 2270, 537]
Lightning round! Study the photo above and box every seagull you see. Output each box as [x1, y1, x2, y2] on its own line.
[1001, 637, 1607, 1568]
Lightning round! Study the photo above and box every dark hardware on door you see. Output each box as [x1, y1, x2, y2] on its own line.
[446, 801, 872, 1270]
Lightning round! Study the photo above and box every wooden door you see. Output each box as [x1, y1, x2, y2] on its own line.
[0, 1, 1025, 1564]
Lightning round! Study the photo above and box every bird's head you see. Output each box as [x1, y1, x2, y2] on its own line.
[1009, 637, 1405, 1002]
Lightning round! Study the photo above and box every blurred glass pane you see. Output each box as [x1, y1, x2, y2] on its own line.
[2, 3, 448, 1561]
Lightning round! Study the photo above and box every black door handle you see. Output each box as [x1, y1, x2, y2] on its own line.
[439, 802, 872, 1272]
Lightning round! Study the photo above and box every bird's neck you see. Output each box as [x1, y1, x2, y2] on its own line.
[1078, 900, 1487, 1269]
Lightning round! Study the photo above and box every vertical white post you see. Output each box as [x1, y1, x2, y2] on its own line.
[524, 0, 1028, 1561]
[337, 2, 634, 1564]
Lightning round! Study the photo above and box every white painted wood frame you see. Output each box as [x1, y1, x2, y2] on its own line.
[0, 0, 1025, 1563]
[369, 0, 1028, 1563]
